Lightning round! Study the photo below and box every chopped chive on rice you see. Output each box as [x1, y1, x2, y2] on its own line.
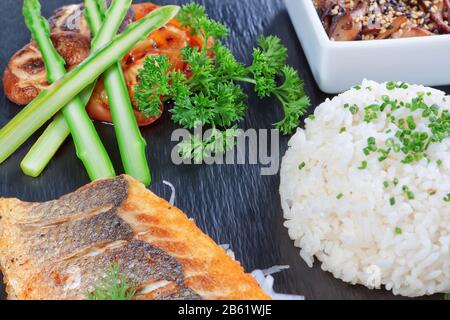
[386, 81, 396, 90]
[298, 162, 306, 170]
[395, 227, 402, 235]
[402, 186, 415, 200]
[336, 193, 344, 200]
[390, 197, 396, 206]
[358, 161, 368, 170]
[349, 104, 359, 114]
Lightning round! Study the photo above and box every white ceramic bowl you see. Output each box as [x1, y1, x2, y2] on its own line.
[285, 0, 450, 93]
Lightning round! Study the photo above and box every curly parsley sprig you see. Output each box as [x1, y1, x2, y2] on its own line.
[134, 3, 310, 159]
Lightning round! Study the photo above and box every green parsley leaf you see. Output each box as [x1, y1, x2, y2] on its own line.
[134, 55, 171, 117]
[134, 4, 310, 160]
[177, 3, 228, 40]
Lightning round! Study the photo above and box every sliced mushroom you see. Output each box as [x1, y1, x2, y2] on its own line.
[362, 1, 381, 36]
[443, 0, 450, 20]
[3, 31, 90, 105]
[361, 26, 382, 36]
[419, 0, 450, 34]
[430, 10, 450, 34]
[329, 0, 369, 41]
[329, 12, 358, 40]
[320, 2, 336, 34]
[392, 27, 434, 38]
[376, 16, 408, 39]
[315, 0, 346, 12]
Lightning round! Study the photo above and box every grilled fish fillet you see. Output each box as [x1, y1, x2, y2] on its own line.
[0, 175, 269, 300]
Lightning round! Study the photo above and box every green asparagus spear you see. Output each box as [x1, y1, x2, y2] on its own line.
[21, 0, 131, 178]
[85, 0, 151, 186]
[21, 90, 92, 177]
[0, 4, 180, 166]
[20, 0, 115, 180]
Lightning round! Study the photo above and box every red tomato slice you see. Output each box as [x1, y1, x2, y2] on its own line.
[87, 2, 202, 127]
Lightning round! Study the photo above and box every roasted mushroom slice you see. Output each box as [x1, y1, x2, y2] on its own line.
[376, 16, 408, 39]
[3, 31, 90, 105]
[319, 2, 338, 34]
[48, 4, 91, 38]
[443, 0, 450, 20]
[329, 12, 358, 40]
[329, 0, 368, 41]
[431, 8, 450, 33]
[392, 27, 434, 38]
[419, 0, 450, 34]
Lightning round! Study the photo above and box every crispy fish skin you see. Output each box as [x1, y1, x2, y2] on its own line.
[0, 175, 269, 300]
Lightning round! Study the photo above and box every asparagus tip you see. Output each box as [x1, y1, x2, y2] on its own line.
[20, 161, 42, 178]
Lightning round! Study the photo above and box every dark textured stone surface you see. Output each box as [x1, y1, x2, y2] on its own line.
[0, 0, 447, 300]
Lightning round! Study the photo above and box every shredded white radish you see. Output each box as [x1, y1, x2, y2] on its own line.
[162, 180, 176, 205]
[252, 267, 305, 300]
[100, 121, 114, 126]
[219, 245, 305, 300]
[259, 265, 290, 276]
[219, 244, 236, 260]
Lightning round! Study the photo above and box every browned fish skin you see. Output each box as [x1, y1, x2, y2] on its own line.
[0, 177, 133, 299]
[25, 240, 200, 300]
[16, 209, 134, 266]
[28, 176, 129, 223]
[0, 176, 269, 300]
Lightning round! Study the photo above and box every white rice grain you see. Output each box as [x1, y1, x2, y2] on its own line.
[280, 80, 450, 297]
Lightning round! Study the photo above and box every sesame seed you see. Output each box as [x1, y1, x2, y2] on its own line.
[315, 0, 447, 40]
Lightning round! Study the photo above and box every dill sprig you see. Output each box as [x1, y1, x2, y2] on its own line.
[85, 263, 136, 301]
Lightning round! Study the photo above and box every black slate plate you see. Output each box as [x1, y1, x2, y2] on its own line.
[0, 0, 446, 300]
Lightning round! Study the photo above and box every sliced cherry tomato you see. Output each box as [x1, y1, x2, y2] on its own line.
[87, 2, 203, 127]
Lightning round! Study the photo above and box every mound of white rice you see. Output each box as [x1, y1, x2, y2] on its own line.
[280, 80, 450, 297]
